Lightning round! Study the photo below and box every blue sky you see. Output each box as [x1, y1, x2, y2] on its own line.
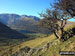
[0, 0, 53, 17]
[0, 0, 75, 21]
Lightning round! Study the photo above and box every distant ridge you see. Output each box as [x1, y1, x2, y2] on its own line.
[0, 14, 40, 25]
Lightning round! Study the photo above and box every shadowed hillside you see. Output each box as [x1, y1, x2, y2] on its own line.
[0, 22, 28, 39]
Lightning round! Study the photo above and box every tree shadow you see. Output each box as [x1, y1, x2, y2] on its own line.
[62, 27, 75, 41]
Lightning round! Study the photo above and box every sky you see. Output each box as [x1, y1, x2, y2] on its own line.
[0, 0, 75, 21]
[0, 0, 53, 17]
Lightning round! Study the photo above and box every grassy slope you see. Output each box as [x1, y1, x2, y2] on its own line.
[0, 34, 55, 56]
[0, 23, 75, 56]
[34, 35, 75, 56]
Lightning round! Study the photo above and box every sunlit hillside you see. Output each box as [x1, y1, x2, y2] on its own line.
[0, 22, 75, 56]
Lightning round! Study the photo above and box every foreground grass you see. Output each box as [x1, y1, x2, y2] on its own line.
[0, 34, 55, 56]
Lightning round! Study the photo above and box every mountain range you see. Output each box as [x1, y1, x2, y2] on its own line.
[0, 14, 40, 24]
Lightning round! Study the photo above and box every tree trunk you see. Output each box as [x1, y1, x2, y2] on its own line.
[60, 28, 64, 39]
[54, 31, 62, 43]
[61, 19, 67, 40]
[53, 31, 60, 39]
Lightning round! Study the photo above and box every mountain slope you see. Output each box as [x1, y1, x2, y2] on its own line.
[0, 22, 28, 39]
[0, 14, 50, 34]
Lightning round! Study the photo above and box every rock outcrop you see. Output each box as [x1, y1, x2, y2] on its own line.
[11, 42, 50, 56]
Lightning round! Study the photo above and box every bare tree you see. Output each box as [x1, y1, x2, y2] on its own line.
[39, 0, 75, 41]
[39, 9, 68, 41]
